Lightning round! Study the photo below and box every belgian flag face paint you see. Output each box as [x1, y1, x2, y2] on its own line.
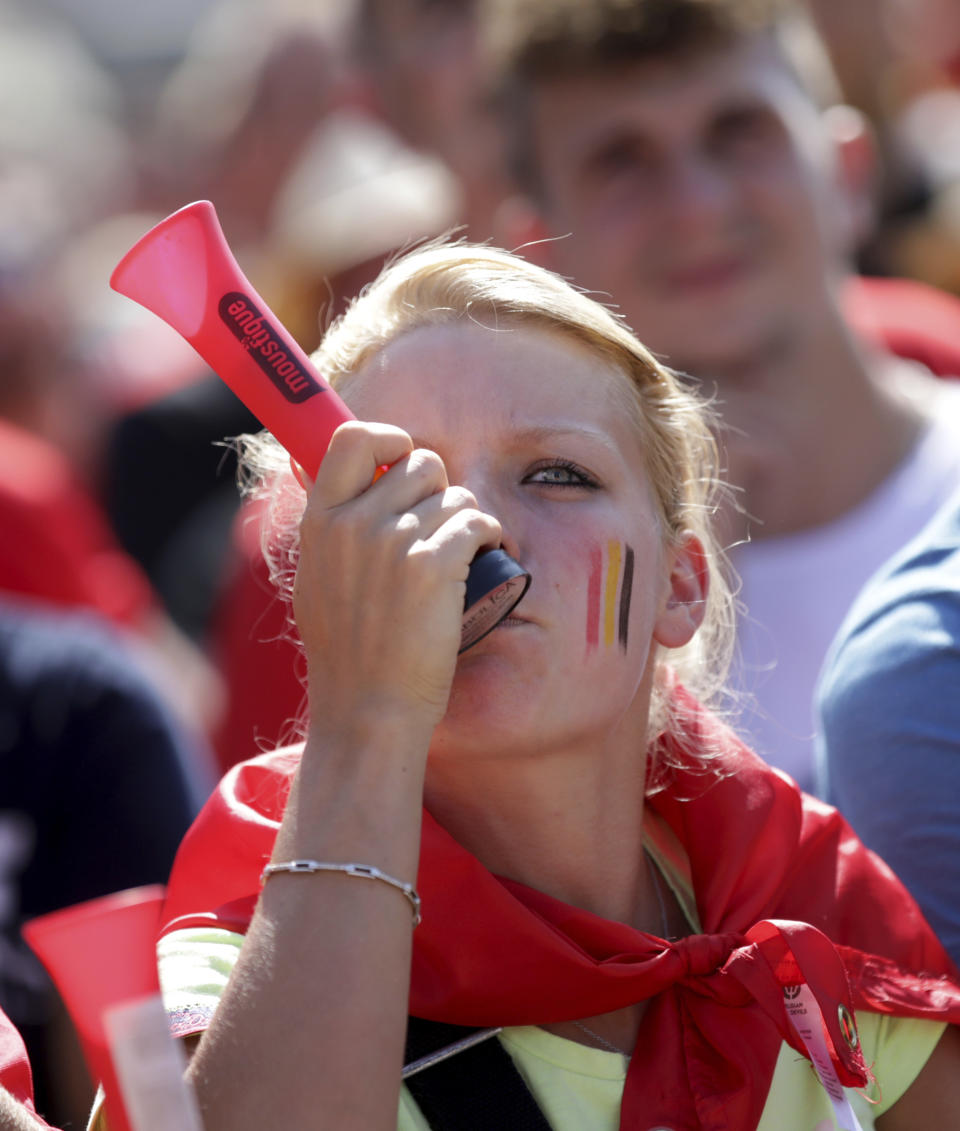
[586, 540, 635, 655]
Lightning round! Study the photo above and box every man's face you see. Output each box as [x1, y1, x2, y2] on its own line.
[525, 34, 860, 374]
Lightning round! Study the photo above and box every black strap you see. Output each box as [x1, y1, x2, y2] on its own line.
[404, 1017, 554, 1131]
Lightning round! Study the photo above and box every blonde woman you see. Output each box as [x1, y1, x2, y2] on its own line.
[112, 244, 960, 1131]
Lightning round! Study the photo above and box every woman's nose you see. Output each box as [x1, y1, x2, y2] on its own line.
[491, 517, 522, 564]
[459, 475, 523, 563]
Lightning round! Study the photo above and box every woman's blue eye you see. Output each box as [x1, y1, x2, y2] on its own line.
[525, 462, 597, 487]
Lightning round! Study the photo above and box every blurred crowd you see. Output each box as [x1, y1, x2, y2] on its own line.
[1, 0, 960, 1126]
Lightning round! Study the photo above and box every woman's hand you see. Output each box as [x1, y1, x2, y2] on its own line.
[293, 420, 502, 742]
[184, 420, 502, 1131]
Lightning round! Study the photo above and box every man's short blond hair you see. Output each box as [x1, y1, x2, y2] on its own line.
[480, 0, 842, 198]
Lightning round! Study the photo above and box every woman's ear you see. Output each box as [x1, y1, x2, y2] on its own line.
[823, 103, 878, 256]
[653, 533, 709, 649]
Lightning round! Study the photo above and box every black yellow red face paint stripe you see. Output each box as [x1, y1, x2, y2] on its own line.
[586, 541, 635, 653]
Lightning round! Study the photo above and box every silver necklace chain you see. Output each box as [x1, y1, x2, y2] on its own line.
[570, 1019, 632, 1055]
[570, 851, 671, 1057]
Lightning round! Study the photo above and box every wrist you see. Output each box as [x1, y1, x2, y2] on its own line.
[302, 692, 439, 763]
[271, 773, 425, 895]
[304, 672, 452, 744]
[279, 726, 429, 863]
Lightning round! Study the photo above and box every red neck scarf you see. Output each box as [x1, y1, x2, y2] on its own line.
[161, 690, 960, 1131]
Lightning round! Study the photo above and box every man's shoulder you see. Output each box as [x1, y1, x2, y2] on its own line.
[817, 491, 960, 736]
[852, 463, 960, 597]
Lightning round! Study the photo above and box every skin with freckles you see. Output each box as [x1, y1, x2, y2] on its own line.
[586, 539, 635, 654]
[342, 321, 696, 782]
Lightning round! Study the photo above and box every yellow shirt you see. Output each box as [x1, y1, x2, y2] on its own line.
[87, 820, 947, 1130]
[138, 925, 942, 1131]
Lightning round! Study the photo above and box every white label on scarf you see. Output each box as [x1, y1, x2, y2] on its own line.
[105, 994, 204, 1131]
[783, 985, 863, 1131]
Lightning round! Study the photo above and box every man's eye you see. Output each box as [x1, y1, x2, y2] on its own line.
[585, 138, 655, 187]
[525, 462, 597, 487]
[710, 106, 781, 157]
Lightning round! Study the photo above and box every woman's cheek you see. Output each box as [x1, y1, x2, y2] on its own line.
[584, 539, 636, 659]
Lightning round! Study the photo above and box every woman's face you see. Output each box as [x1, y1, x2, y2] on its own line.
[344, 318, 702, 760]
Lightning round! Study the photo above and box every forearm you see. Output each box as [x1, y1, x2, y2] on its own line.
[183, 420, 490, 1129]
[187, 729, 429, 1131]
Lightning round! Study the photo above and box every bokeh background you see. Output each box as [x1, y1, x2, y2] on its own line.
[2, 0, 959, 1124]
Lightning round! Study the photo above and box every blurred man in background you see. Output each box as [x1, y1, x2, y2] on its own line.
[482, 0, 960, 792]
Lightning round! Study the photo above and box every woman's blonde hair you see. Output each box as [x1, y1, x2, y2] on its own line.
[239, 240, 737, 783]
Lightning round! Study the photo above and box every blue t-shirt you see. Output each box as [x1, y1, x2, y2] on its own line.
[815, 483, 960, 967]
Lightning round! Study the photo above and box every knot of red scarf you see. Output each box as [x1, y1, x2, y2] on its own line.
[673, 931, 745, 981]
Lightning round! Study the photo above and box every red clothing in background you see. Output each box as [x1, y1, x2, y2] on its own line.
[846, 275, 960, 377]
[209, 497, 306, 774]
[0, 419, 155, 629]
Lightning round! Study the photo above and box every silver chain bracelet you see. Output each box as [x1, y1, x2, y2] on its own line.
[261, 859, 422, 926]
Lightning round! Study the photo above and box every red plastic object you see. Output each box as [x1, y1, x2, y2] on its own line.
[23, 886, 167, 1131]
[110, 201, 348, 480]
